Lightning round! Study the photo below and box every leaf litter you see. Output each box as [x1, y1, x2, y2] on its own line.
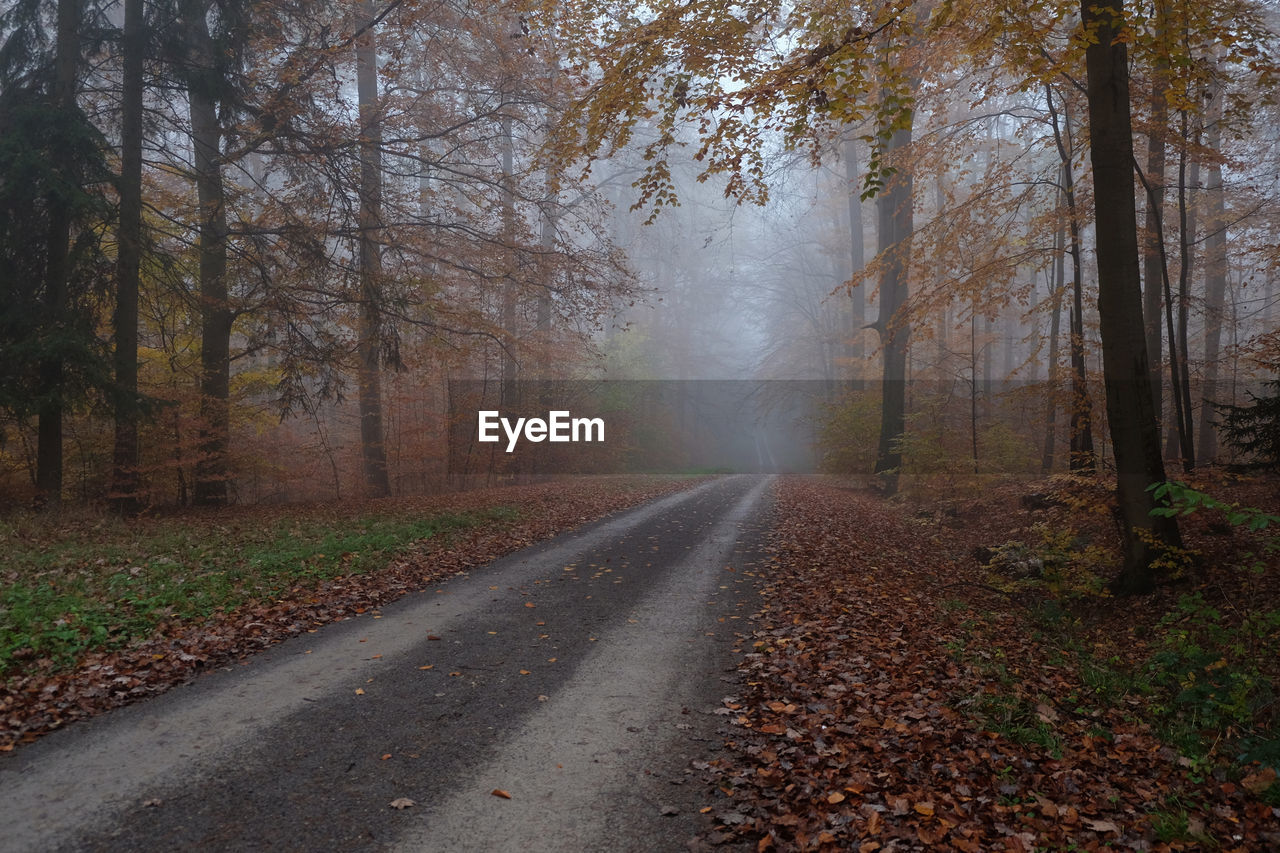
[697, 476, 1280, 852]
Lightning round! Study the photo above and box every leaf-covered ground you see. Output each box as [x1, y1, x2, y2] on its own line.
[0, 475, 702, 751]
[704, 475, 1280, 852]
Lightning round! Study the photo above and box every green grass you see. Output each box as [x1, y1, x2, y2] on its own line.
[0, 506, 518, 676]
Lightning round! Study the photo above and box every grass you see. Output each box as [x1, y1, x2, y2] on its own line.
[0, 506, 519, 677]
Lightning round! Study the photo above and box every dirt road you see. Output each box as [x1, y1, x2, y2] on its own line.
[1, 475, 773, 852]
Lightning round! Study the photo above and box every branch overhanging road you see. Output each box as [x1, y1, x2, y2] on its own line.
[2, 475, 774, 853]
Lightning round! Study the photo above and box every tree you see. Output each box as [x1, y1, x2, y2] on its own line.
[36, 0, 86, 508]
[1215, 373, 1280, 470]
[0, 0, 112, 508]
[355, 0, 391, 498]
[871, 120, 914, 491]
[1078, 0, 1181, 590]
[178, 0, 234, 506]
[110, 0, 146, 512]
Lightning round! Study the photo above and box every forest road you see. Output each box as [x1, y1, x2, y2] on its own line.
[1, 474, 774, 853]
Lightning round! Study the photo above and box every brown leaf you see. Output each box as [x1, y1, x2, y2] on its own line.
[389, 797, 415, 810]
[491, 789, 512, 799]
[826, 791, 845, 805]
[1242, 767, 1277, 795]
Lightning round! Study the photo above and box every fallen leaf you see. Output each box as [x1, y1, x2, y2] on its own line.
[827, 791, 846, 804]
[491, 789, 512, 799]
[354, 688, 365, 695]
[1242, 767, 1277, 795]
[1083, 818, 1119, 833]
[389, 797, 415, 810]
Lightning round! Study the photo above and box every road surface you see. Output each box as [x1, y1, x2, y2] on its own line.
[1, 475, 773, 852]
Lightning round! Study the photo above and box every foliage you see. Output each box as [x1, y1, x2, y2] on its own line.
[1214, 376, 1280, 471]
[0, 86, 113, 422]
[1141, 481, 1280, 762]
[814, 391, 880, 475]
[982, 524, 1114, 599]
[1151, 480, 1280, 535]
[1144, 592, 1280, 762]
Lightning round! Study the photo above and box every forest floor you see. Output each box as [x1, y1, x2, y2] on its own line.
[0, 474, 706, 750]
[3, 471, 1279, 851]
[705, 472, 1280, 852]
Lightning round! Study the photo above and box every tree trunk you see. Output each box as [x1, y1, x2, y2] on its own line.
[1166, 109, 1196, 469]
[1079, 0, 1181, 591]
[872, 123, 913, 492]
[1197, 82, 1228, 464]
[500, 114, 518, 389]
[36, 0, 84, 509]
[1142, 29, 1168, 434]
[1041, 203, 1065, 474]
[356, 0, 390, 498]
[844, 132, 866, 388]
[1045, 86, 1096, 472]
[181, 0, 234, 507]
[111, 0, 145, 513]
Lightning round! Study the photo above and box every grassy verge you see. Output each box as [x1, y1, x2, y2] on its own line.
[0, 507, 516, 677]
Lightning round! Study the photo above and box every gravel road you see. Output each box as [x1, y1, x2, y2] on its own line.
[1, 475, 773, 853]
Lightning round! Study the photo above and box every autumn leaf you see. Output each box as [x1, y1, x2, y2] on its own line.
[354, 688, 365, 695]
[491, 789, 512, 799]
[389, 798, 415, 810]
[826, 791, 845, 805]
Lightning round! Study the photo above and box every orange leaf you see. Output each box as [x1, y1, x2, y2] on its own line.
[524, 602, 536, 608]
[913, 801, 934, 817]
[354, 688, 365, 695]
[827, 791, 846, 805]
[491, 789, 512, 799]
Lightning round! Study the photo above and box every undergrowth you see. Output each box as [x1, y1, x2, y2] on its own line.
[957, 480, 1279, 796]
[0, 507, 517, 677]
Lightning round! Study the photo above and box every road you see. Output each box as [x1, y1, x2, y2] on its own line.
[1, 475, 773, 853]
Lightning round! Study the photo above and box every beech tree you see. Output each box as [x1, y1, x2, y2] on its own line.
[1077, 0, 1181, 589]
